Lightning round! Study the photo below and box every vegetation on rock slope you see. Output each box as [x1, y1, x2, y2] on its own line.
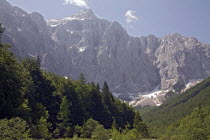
[139, 77, 210, 139]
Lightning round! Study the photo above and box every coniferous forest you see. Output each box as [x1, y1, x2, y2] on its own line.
[0, 24, 149, 140]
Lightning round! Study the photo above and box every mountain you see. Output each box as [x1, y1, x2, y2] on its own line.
[1, 0, 210, 106]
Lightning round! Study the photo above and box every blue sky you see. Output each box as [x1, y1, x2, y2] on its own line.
[7, 0, 210, 43]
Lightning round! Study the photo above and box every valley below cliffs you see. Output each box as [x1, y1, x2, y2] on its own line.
[1, 0, 210, 106]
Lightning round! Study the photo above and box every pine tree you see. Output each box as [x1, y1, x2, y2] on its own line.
[22, 57, 59, 130]
[102, 81, 109, 94]
[96, 83, 100, 92]
[81, 118, 100, 138]
[101, 81, 114, 128]
[31, 116, 52, 139]
[91, 81, 95, 87]
[0, 23, 4, 40]
[133, 111, 149, 138]
[57, 96, 72, 137]
[79, 73, 86, 85]
[0, 39, 31, 119]
[65, 79, 86, 126]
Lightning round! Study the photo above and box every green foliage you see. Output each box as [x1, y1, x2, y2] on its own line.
[57, 96, 72, 137]
[161, 106, 210, 140]
[91, 124, 110, 140]
[140, 77, 210, 138]
[81, 118, 100, 138]
[111, 127, 142, 140]
[0, 43, 31, 119]
[58, 96, 71, 126]
[133, 111, 149, 138]
[22, 58, 59, 130]
[80, 118, 110, 140]
[79, 73, 86, 85]
[0, 117, 31, 140]
[31, 116, 52, 139]
[0, 23, 4, 40]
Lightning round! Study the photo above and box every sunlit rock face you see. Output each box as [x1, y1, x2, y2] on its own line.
[1, 0, 210, 102]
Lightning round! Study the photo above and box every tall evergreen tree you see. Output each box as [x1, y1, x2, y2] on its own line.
[102, 81, 109, 94]
[0, 37, 30, 119]
[133, 111, 149, 138]
[0, 23, 4, 40]
[96, 83, 100, 92]
[56, 96, 72, 137]
[101, 81, 115, 128]
[79, 73, 86, 85]
[22, 58, 59, 130]
[31, 116, 52, 139]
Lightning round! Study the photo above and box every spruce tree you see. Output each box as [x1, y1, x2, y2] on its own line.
[0, 37, 31, 119]
[96, 83, 100, 92]
[102, 81, 109, 94]
[0, 23, 4, 40]
[64, 79, 86, 126]
[57, 96, 72, 137]
[31, 116, 52, 139]
[101, 81, 114, 128]
[79, 73, 86, 85]
[133, 111, 149, 138]
[22, 58, 59, 130]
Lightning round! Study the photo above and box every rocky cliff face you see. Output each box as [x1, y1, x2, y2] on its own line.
[1, 0, 210, 104]
[156, 34, 210, 91]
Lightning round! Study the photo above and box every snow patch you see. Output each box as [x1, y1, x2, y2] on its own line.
[17, 28, 22, 31]
[79, 47, 86, 52]
[182, 79, 203, 92]
[143, 90, 163, 98]
[62, 17, 85, 21]
[66, 30, 74, 34]
[46, 19, 59, 22]
[114, 86, 120, 89]
[28, 53, 36, 58]
[141, 85, 160, 98]
[129, 85, 169, 107]
[46, 19, 60, 27]
[50, 24, 58, 27]
[129, 79, 203, 107]
[185, 79, 203, 89]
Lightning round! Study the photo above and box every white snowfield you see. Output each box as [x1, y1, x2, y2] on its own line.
[128, 79, 203, 107]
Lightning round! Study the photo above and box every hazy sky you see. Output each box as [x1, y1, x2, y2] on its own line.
[7, 0, 210, 43]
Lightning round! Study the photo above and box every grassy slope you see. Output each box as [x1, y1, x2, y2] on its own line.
[139, 77, 210, 135]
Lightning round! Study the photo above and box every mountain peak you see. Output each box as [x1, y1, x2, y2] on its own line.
[62, 9, 96, 21]
[79, 9, 95, 17]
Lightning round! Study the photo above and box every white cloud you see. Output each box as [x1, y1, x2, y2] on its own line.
[125, 10, 139, 24]
[64, 0, 89, 8]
